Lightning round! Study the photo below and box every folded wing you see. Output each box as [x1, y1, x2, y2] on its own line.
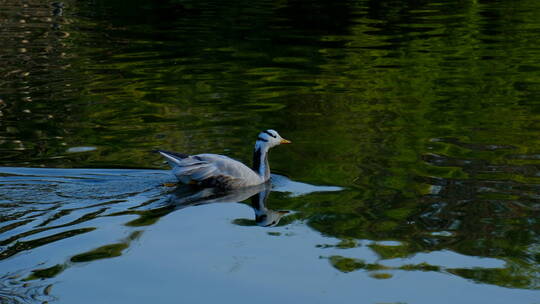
[157, 150, 262, 188]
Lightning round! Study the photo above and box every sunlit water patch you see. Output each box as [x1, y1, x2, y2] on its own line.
[0, 167, 347, 302]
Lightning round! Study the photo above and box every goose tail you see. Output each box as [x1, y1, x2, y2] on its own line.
[154, 150, 189, 168]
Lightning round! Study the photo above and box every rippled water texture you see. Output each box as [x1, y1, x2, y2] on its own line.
[1, 0, 540, 303]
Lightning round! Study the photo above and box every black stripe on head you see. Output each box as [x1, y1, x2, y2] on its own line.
[257, 136, 269, 142]
[264, 130, 277, 138]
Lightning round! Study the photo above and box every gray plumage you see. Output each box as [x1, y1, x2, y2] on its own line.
[157, 129, 291, 189]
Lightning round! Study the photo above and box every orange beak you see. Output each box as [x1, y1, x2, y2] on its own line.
[280, 138, 292, 144]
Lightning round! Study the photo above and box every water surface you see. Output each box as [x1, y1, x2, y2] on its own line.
[1, 0, 540, 303]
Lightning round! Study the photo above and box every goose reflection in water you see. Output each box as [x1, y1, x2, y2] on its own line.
[164, 182, 289, 227]
[251, 189, 289, 227]
[162, 174, 343, 227]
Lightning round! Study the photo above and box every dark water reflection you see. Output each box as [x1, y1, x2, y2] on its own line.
[1, 0, 540, 303]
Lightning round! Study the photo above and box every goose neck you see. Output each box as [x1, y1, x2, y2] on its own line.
[252, 145, 270, 181]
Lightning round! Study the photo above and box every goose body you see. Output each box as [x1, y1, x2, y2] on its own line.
[157, 130, 291, 189]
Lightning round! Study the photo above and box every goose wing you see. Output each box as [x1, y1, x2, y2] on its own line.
[157, 150, 263, 188]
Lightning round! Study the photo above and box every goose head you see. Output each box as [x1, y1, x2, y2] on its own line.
[255, 210, 290, 227]
[256, 129, 291, 148]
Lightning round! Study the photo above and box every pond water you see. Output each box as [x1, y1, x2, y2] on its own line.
[1, 0, 540, 303]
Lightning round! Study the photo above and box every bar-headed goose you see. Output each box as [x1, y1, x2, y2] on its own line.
[157, 129, 291, 189]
